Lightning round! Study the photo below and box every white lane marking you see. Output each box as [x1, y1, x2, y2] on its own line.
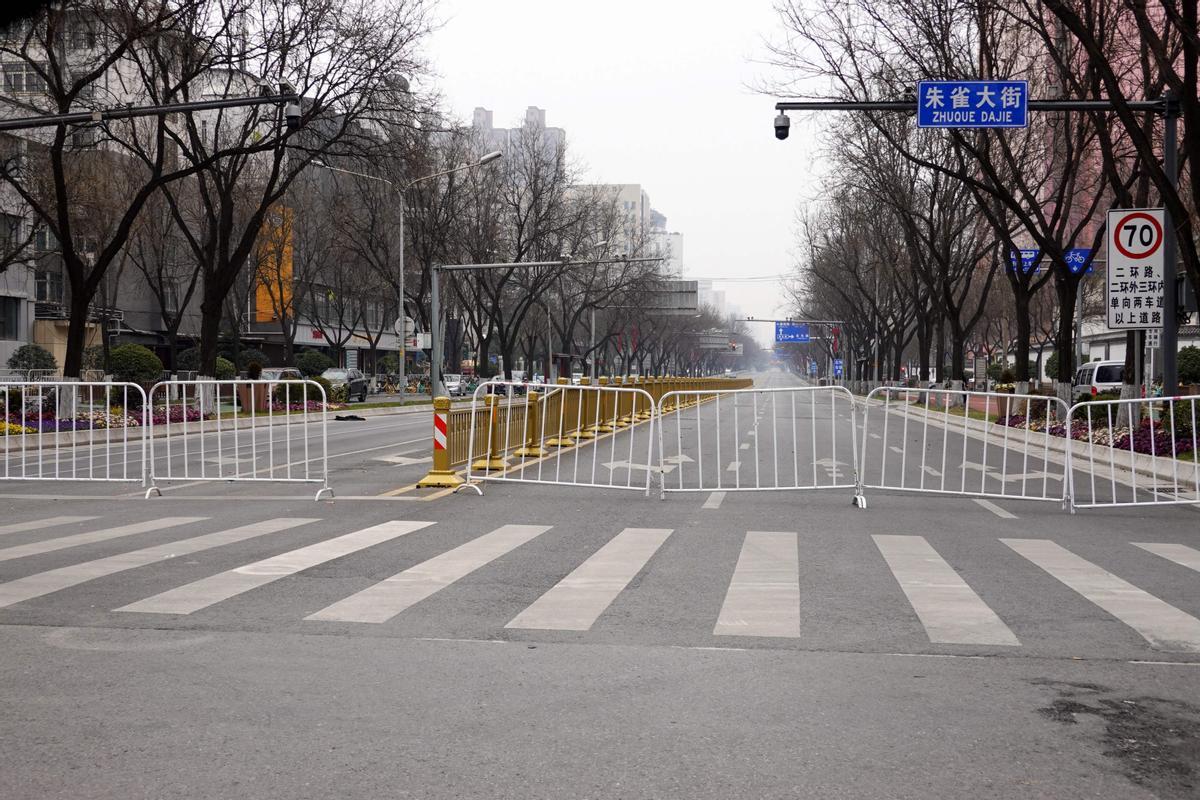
[973, 498, 1016, 519]
[1002, 539, 1200, 653]
[921, 466, 942, 477]
[726, 461, 740, 472]
[0, 516, 97, 536]
[307, 524, 552, 623]
[0, 518, 317, 609]
[1134, 543, 1200, 574]
[739, 443, 750, 451]
[869, 433, 882, 440]
[702, 491, 726, 510]
[889, 446, 903, 454]
[117, 520, 435, 615]
[506, 527, 673, 631]
[873, 535, 1019, 646]
[0, 517, 207, 563]
[714, 531, 800, 638]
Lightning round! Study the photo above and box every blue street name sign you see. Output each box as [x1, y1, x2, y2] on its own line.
[917, 80, 1028, 129]
[775, 321, 809, 343]
[809, 361, 818, 376]
[833, 359, 844, 377]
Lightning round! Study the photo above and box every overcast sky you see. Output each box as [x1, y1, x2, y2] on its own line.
[427, 0, 828, 346]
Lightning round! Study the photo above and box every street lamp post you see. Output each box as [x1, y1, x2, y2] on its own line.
[312, 150, 501, 392]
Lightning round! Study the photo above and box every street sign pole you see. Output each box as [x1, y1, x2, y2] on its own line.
[1161, 92, 1180, 395]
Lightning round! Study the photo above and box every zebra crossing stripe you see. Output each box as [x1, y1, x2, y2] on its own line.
[1134, 543, 1200, 575]
[0, 517, 207, 563]
[873, 535, 1019, 646]
[0, 516, 98, 536]
[506, 528, 673, 631]
[714, 531, 801, 638]
[307, 524, 552, 623]
[0, 518, 317, 609]
[1003, 539, 1200, 653]
[116, 520, 435, 615]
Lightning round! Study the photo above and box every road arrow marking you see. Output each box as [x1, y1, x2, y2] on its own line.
[374, 455, 433, 466]
[604, 461, 676, 475]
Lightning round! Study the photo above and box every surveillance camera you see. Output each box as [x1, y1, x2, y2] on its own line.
[284, 101, 301, 131]
[774, 112, 790, 140]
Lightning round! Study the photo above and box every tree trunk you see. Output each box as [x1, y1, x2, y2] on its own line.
[935, 317, 946, 384]
[62, 291, 92, 378]
[198, 294, 223, 377]
[1053, 277, 1079, 404]
[1013, 291, 1033, 384]
[917, 316, 931, 382]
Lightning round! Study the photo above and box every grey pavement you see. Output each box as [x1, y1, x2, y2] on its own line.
[1, 370, 1199, 798]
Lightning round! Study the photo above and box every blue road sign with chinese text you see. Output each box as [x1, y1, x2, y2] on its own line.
[1009, 249, 1040, 273]
[809, 361, 818, 376]
[833, 359, 844, 377]
[1007, 247, 1093, 274]
[917, 81, 1028, 129]
[775, 322, 809, 343]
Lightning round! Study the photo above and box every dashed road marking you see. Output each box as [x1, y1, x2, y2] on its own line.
[973, 499, 1016, 519]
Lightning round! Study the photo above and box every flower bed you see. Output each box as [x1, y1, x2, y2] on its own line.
[998, 414, 1195, 457]
[1, 421, 35, 436]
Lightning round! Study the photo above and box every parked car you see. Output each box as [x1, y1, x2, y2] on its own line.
[1073, 360, 1124, 402]
[443, 374, 466, 396]
[321, 367, 369, 402]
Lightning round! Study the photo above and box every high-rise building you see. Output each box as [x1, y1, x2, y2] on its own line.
[472, 106, 565, 154]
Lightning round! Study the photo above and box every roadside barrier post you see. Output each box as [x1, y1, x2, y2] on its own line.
[417, 396, 465, 488]
[595, 377, 615, 433]
[616, 377, 633, 427]
[545, 378, 578, 447]
[514, 390, 547, 457]
[471, 394, 509, 471]
[637, 376, 655, 420]
[576, 377, 598, 439]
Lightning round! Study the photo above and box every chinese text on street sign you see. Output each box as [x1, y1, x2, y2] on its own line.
[917, 80, 1028, 129]
[833, 359, 844, 378]
[775, 322, 809, 343]
[1106, 208, 1165, 330]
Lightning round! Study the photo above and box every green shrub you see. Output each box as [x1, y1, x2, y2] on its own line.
[6, 344, 57, 373]
[1044, 351, 1076, 381]
[378, 353, 399, 374]
[329, 382, 348, 403]
[176, 347, 199, 371]
[213, 357, 236, 380]
[245, 361, 263, 380]
[108, 344, 164, 384]
[309, 376, 334, 403]
[999, 368, 1015, 384]
[1178, 346, 1200, 386]
[236, 348, 270, 370]
[295, 349, 333, 377]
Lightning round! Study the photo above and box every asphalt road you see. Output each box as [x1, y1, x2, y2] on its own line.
[1, 370, 1199, 798]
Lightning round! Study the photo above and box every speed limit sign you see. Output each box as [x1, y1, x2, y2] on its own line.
[1106, 208, 1166, 330]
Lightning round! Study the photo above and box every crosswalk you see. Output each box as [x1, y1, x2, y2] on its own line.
[0, 514, 1197, 655]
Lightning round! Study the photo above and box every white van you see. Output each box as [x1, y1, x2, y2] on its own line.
[1072, 360, 1124, 402]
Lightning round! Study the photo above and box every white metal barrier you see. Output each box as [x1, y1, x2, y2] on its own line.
[463, 380, 658, 495]
[859, 387, 1070, 504]
[657, 385, 865, 505]
[1, 381, 147, 482]
[1067, 394, 1200, 510]
[144, 379, 333, 500]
